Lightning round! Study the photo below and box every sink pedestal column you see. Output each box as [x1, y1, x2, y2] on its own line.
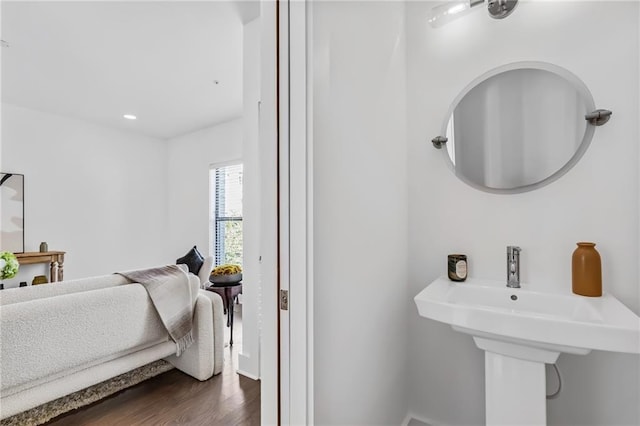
[485, 352, 546, 425]
[473, 337, 561, 426]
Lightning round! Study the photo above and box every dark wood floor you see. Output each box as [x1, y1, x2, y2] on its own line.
[46, 310, 260, 426]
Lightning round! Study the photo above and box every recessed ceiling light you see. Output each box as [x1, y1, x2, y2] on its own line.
[123, 114, 137, 120]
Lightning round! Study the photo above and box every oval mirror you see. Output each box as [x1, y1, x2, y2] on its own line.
[437, 62, 601, 194]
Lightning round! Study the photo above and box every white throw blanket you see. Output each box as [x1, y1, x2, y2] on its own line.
[116, 265, 194, 356]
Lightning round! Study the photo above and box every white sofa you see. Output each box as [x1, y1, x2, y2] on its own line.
[0, 270, 225, 420]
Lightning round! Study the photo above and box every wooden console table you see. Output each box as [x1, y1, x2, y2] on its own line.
[15, 251, 66, 283]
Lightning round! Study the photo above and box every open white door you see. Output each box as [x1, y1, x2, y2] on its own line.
[259, 0, 280, 424]
[277, 0, 292, 423]
[261, 1, 311, 424]
[278, 0, 312, 424]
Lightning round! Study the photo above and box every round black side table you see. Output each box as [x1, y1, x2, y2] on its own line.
[205, 281, 242, 346]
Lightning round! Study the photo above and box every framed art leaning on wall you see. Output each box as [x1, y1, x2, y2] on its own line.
[1, 173, 25, 253]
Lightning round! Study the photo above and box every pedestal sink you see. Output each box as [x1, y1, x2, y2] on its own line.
[414, 277, 640, 426]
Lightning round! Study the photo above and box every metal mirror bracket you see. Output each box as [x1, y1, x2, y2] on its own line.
[487, 0, 518, 19]
[585, 109, 612, 126]
[432, 136, 448, 149]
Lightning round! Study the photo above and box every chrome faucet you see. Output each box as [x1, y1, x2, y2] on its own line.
[506, 246, 522, 288]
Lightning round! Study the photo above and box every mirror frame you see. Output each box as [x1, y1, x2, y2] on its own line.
[439, 61, 596, 194]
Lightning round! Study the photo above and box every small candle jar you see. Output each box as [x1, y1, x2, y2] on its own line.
[448, 254, 467, 282]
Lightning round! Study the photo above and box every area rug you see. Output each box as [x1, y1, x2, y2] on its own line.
[0, 360, 174, 426]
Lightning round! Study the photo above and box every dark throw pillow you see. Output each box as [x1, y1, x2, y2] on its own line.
[176, 246, 204, 275]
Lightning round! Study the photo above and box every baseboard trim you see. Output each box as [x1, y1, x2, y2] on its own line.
[402, 411, 450, 426]
[237, 353, 260, 380]
[236, 368, 260, 380]
[401, 412, 414, 426]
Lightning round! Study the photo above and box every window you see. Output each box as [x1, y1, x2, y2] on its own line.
[210, 163, 243, 266]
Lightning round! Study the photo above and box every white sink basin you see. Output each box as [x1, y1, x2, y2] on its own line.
[415, 277, 640, 356]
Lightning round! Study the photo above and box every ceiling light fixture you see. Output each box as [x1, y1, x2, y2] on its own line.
[427, 0, 518, 28]
[123, 114, 137, 120]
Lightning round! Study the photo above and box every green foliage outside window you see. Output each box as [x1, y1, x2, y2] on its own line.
[222, 220, 243, 265]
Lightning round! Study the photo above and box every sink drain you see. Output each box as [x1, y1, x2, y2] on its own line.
[510, 295, 518, 301]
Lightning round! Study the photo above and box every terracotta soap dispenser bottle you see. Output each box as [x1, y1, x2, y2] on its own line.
[572, 242, 602, 297]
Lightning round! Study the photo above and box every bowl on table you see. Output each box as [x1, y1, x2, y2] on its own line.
[209, 273, 242, 285]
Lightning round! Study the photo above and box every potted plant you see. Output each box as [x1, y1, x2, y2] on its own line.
[0, 251, 20, 288]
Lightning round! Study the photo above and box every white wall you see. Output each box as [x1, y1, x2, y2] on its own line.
[312, 2, 409, 424]
[406, 2, 639, 425]
[165, 119, 242, 260]
[1, 103, 169, 287]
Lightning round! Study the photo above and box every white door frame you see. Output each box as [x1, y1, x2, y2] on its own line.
[259, 0, 280, 424]
[287, 1, 313, 424]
